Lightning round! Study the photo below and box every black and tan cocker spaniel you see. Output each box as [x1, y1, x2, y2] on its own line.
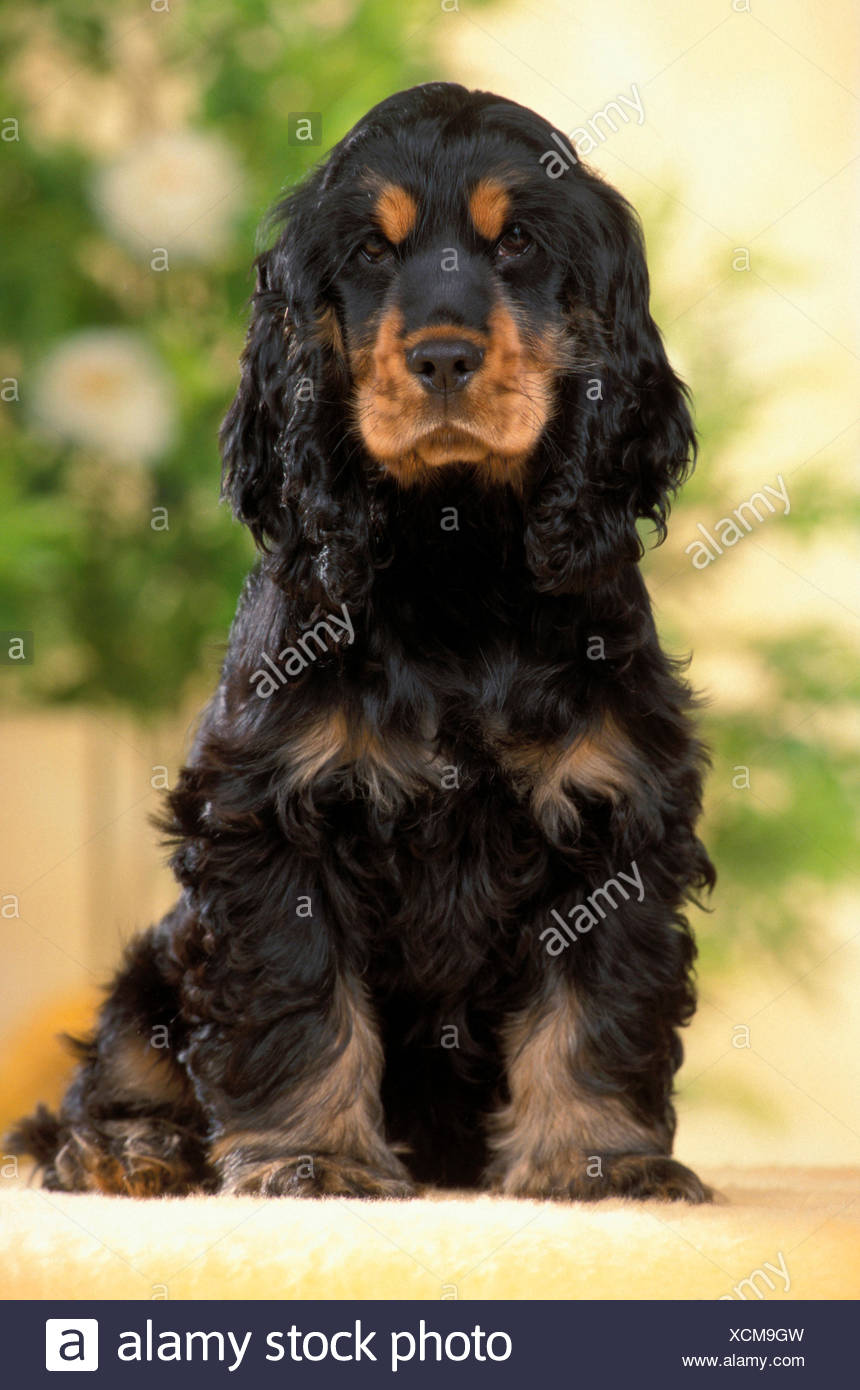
[13, 83, 716, 1202]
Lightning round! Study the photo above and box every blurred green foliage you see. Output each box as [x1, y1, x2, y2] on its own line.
[641, 195, 859, 970]
[0, 0, 440, 709]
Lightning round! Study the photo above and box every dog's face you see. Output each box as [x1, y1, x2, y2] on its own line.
[328, 136, 572, 487]
[221, 83, 697, 604]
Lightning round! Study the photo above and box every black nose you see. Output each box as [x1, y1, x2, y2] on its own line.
[405, 338, 485, 394]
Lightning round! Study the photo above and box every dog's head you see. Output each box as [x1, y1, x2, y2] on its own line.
[221, 82, 695, 605]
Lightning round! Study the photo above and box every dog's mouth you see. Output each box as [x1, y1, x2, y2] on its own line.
[408, 422, 503, 465]
[400, 414, 514, 469]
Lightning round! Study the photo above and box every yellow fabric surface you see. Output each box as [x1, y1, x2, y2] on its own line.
[1, 1168, 858, 1300]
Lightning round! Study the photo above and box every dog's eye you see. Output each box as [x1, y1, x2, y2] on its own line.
[495, 225, 532, 261]
[360, 235, 394, 265]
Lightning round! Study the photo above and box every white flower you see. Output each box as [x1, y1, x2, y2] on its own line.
[93, 130, 244, 262]
[32, 330, 175, 463]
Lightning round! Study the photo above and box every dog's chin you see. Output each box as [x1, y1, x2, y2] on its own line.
[360, 417, 541, 488]
[412, 426, 495, 466]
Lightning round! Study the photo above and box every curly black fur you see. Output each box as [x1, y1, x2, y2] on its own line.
[11, 83, 715, 1202]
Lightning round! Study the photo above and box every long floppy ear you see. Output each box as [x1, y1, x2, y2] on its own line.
[219, 197, 374, 612]
[525, 179, 696, 594]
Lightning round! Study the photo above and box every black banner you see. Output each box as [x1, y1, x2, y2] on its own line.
[4, 1299, 852, 1385]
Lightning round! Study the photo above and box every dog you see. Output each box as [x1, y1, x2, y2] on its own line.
[12, 82, 715, 1202]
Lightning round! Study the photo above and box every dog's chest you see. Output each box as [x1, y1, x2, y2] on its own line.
[278, 691, 639, 828]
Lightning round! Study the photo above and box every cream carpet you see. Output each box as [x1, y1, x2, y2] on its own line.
[2, 1166, 857, 1300]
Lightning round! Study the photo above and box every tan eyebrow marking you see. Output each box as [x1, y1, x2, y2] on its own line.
[374, 183, 418, 244]
[469, 177, 511, 241]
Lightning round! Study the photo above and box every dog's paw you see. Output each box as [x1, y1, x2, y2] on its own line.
[491, 1152, 713, 1204]
[43, 1118, 210, 1196]
[578, 1154, 713, 1203]
[219, 1152, 416, 1199]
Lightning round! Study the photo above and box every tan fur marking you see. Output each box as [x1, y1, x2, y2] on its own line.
[375, 183, 418, 245]
[311, 303, 346, 359]
[286, 709, 352, 786]
[469, 178, 510, 241]
[284, 708, 443, 807]
[493, 713, 640, 830]
[54, 1119, 199, 1196]
[487, 982, 656, 1194]
[212, 976, 408, 1192]
[210, 978, 385, 1162]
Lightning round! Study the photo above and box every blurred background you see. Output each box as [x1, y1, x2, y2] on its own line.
[1, 0, 857, 1171]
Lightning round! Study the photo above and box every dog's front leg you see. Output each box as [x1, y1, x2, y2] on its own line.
[484, 960, 711, 1204]
[183, 950, 413, 1199]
